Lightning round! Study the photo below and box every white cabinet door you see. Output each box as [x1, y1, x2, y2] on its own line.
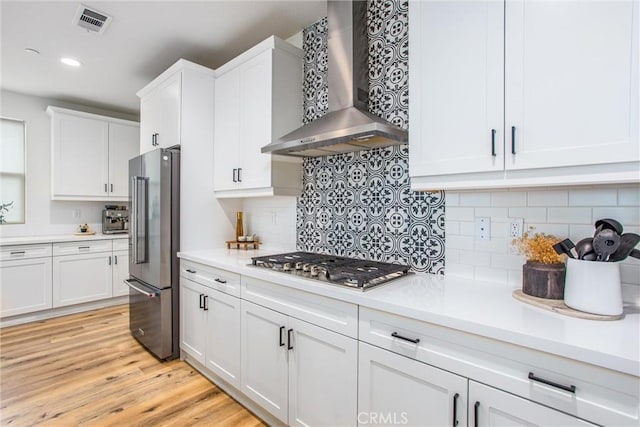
[359, 342, 468, 427]
[238, 50, 272, 190]
[505, 0, 638, 171]
[108, 123, 139, 197]
[288, 317, 358, 427]
[139, 71, 182, 154]
[0, 257, 52, 317]
[52, 253, 112, 307]
[180, 278, 208, 364]
[52, 113, 109, 197]
[469, 381, 595, 427]
[213, 69, 241, 191]
[409, 0, 504, 177]
[111, 250, 129, 297]
[205, 289, 241, 388]
[241, 300, 289, 424]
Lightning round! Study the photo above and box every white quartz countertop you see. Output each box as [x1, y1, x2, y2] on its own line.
[0, 233, 128, 246]
[178, 248, 640, 377]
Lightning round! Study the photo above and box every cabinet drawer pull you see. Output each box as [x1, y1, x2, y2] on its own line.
[391, 332, 420, 344]
[199, 294, 205, 309]
[490, 129, 496, 157]
[287, 328, 294, 350]
[214, 278, 227, 284]
[237, 167, 242, 182]
[511, 126, 516, 155]
[114, 255, 118, 264]
[474, 401, 480, 427]
[110, 183, 113, 193]
[232, 168, 238, 182]
[186, 269, 196, 274]
[78, 246, 90, 250]
[10, 251, 25, 256]
[528, 372, 576, 393]
[108, 256, 112, 265]
[452, 393, 459, 427]
[279, 326, 285, 347]
[203, 295, 208, 311]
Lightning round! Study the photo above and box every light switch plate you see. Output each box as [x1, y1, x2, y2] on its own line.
[475, 217, 491, 241]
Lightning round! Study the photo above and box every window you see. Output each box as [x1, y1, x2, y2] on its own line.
[0, 117, 26, 224]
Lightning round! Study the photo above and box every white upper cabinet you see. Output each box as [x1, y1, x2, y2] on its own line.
[47, 107, 139, 201]
[213, 36, 304, 198]
[409, 0, 639, 190]
[138, 71, 182, 154]
[137, 59, 215, 155]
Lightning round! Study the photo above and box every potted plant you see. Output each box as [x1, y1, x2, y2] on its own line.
[512, 230, 566, 299]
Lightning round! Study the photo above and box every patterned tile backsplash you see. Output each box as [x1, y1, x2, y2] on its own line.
[296, 0, 446, 274]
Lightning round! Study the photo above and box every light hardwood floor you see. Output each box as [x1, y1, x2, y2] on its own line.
[0, 305, 266, 426]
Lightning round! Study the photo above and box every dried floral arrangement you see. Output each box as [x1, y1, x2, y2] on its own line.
[511, 229, 565, 264]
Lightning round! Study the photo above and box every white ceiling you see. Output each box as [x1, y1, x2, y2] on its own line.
[1, 0, 326, 116]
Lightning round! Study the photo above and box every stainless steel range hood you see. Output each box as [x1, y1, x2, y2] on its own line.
[261, 0, 408, 157]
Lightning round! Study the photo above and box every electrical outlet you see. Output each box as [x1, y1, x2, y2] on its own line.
[509, 218, 524, 238]
[475, 217, 491, 241]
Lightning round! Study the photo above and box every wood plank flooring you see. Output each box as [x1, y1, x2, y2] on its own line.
[0, 305, 266, 427]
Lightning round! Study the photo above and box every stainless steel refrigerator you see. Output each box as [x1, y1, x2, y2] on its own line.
[125, 147, 180, 360]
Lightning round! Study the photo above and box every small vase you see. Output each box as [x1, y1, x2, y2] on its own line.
[235, 212, 244, 241]
[564, 258, 622, 315]
[522, 261, 566, 300]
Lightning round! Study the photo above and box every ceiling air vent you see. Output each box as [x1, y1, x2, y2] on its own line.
[73, 4, 112, 34]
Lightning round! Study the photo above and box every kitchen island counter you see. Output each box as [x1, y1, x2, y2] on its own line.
[178, 248, 640, 377]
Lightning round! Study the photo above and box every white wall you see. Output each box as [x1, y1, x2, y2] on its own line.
[0, 90, 138, 237]
[445, 184, 640, 304]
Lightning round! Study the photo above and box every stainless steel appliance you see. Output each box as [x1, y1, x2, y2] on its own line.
[125, 147, 180, 360]
[102, 206, 129, 234]
[251, 252, 411, 291]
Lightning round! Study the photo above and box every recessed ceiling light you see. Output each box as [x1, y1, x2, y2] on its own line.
[60, 57, 82, 67]
[25, 48, 40, 55]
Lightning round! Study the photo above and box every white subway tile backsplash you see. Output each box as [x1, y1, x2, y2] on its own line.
[475, 266, 509, 284]
[447, 235, 475, 250]
[446, 207, 475, 221]
[445, 220, 461, 235]
[569, 188, 617, 206]
[460, 192, 491, 207]
[446, 192, 460, 206]
[620, 263, 640, 285]
[445, 248, 461, 264]
[491, 191, 527, 207]
[458, 250, 491, 267]
[444, 262, 475, 279]
[568, 225, 596, 243]
[508, 269, 523, 288]
[459, 221, 475, 236]
[527, 189, 568, 206]
[475, 237, 510, 254]
[527, 223, 570, 238]
[593, 207, 640, 226]
[547, 207, 592, 224]
[474, 207, 509, 220]
[618, 187, 640, 206]
[491, 253, 524, 270]
[508, 207, 547, 223]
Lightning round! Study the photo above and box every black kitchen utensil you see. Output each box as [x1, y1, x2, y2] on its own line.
[575, 237, 594, 260]
[552, 238, 576, 259]
[609, 233, 640, 262]
[629, 248, 640, 260]
[593, 228, 621, 261]
[594, 218, 624, 235]
[581, 251, 598, 261]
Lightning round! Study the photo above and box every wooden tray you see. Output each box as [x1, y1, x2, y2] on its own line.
[74, 231, 96, 236]
[226, 240, 260, 250]
[512, 290, 623, 321]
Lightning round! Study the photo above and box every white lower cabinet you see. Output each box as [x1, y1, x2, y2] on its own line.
[180, 268, 241, 388]
[111, 250, 130, 297]
[0, 257, 53, 317]
[358, 341, 467, 427]
[240, 299, 358, 426]
[469, 381, 595, 427]
[52, 252, 113, 307]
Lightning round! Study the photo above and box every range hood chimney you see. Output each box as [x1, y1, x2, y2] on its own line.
[261, 0, 408, 157]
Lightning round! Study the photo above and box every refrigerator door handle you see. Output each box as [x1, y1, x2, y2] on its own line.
[131, 176, 149, 264]
[124, 279, 159, 298]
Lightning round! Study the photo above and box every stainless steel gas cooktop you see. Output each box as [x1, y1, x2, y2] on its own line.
[250, 252, 411, 291]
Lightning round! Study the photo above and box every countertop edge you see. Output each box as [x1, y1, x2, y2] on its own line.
[0, 234, 129, 246]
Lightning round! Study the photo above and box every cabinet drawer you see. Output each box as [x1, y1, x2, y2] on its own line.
[0, 244, 52, 261]
[180, 260, 240, 297]
[112, 238, 129, 251]
[241, 275, 358, 338]
[359, 307, 639, 427]
[53, 240, 112, 255]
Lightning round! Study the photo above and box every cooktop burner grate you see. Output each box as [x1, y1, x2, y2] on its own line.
[251, 251, 411, 290]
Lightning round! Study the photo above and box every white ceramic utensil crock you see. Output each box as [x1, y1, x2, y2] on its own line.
[564, 258, 623, 316]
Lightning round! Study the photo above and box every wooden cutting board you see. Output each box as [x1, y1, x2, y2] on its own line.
[512, 290, 624, 321]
